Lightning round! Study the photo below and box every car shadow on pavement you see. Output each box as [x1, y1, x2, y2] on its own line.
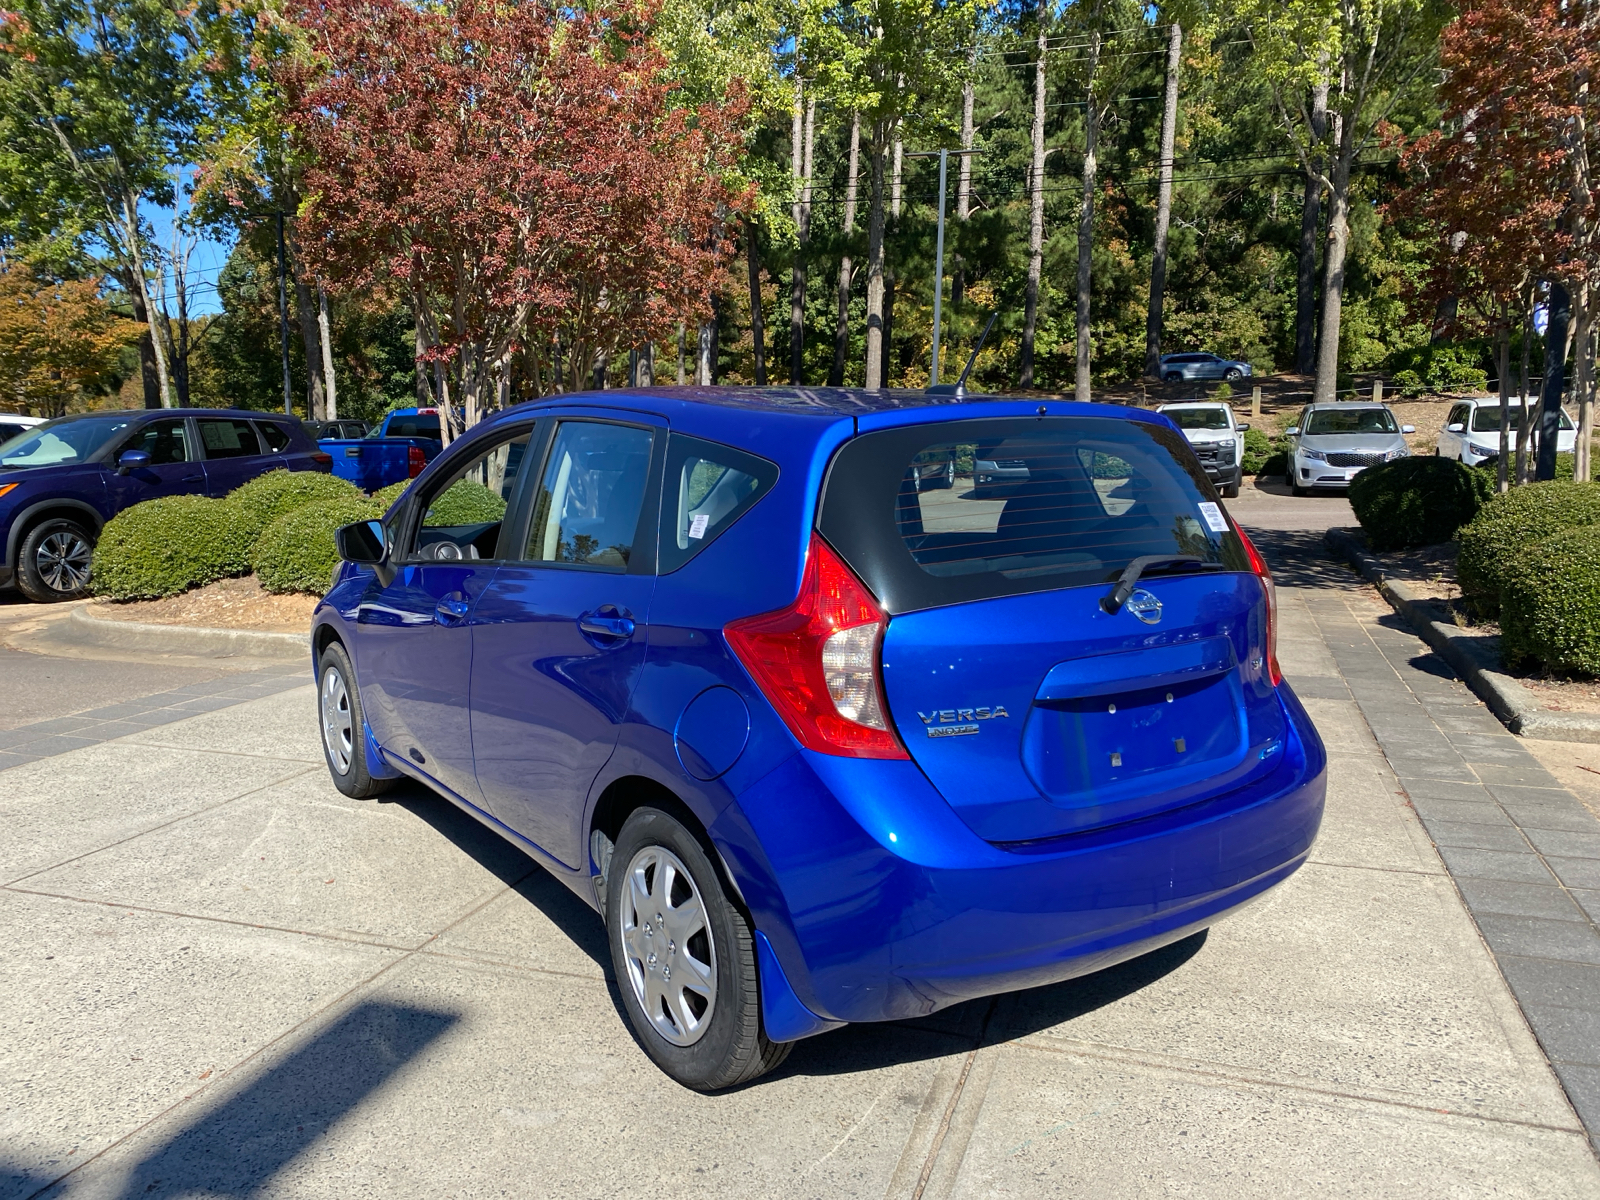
[86, 1002, 458, 1200]
[1241, 528, 1363, 590]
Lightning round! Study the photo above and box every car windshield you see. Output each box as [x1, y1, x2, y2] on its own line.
[0, 416, 137, 468]
[1304, 409, 1398, 435]
[1165, 408, 1231, 431]
[1472, 406, 1575, 432]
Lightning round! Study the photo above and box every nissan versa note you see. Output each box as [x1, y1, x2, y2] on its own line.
[313, 388, 1327, 1090]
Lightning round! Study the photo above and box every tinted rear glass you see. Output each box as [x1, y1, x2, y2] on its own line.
[382, 414, 441, 439]
[1304, 408, 1397, 435]
[819, 417, 1249, 615]
[1164, 407, 1231, 430]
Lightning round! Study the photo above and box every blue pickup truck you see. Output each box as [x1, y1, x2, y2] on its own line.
[316, 407, 446, 492]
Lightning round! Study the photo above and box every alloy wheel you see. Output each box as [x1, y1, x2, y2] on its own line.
[36, 530, 91, 594]
[619, 845, 717, 1047]
[321, 666, 354, 774]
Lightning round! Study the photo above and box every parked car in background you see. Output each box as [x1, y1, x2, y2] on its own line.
[0, 409, 329, 602]
[1434, 397, 1575, 464]
[1286, 402, 1413, 497]
[1159, 352, 1253, 384]
[305, 418, 370, 440]
[314, 386, 1326, 1091]
[1157, 402, 1249, 498]
[316, 406, 445, 492]
[0, 415, 45, 444]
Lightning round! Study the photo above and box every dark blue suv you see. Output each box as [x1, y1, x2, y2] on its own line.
[0, 409, 329, 601]
[313, 388, 1327, 1090]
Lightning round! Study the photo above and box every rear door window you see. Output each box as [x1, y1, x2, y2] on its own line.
[819, 417, 1248, 615]
[197, 418, 263, 459]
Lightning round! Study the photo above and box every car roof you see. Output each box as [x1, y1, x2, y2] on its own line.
[41, 407, 296, 423]
[1156, 401, 1230, 409]
[1303, 401, 1390, 411]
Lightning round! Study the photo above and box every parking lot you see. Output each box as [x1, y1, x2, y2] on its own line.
[3, 486, 1599, 1198]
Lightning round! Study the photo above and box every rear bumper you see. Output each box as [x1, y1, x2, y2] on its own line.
[0, 566, 12, 590]
[725, 686, 1326, 1027]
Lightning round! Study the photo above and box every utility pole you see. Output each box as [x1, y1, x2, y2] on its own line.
[907, 148, 983, 385]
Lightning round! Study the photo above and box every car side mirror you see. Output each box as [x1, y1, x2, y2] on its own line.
[1402, 425, 1416, 434]
[1237, 423, 1250, 432]
[116, 449, 151, 475]
[1286, 427, 1300, 437]
[336, 519, 387, 564]
[1446, 423, 1464, 432]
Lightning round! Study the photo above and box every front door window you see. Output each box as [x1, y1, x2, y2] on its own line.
[525, 422, 654, 569]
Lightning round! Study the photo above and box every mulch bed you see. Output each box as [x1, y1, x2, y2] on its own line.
[90, 575, 317, 633]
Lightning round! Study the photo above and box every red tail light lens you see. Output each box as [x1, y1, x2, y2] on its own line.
[725, 533, 909, 759]
[1234, 524, 1281, 686]
[310, 451, 333, 470]
[407, 446, 426, 478]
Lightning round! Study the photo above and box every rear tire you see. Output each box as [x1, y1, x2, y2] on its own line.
[16, 518, 94, 602]
[608, 807, 791, 1090]
[1162, 372, 1182, 384]
[318, 641, 392, 799]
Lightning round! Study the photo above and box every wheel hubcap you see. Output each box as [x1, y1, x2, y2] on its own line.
[619, 845, 716, 1046]
[320, 666, 353, 775]
[37, 531, 91, 594]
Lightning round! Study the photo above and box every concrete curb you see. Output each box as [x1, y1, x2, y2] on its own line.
[65, 604, 310, 662]
[1324, 527, 1600, 744]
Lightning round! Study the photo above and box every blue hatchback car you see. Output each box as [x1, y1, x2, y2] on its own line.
[0, 408, 329, 602]
[313, 388, 1326, 1089]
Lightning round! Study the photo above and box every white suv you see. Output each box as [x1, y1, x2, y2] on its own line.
[1435, 397, 1575, 464]
[1157, 402, 1247, 498]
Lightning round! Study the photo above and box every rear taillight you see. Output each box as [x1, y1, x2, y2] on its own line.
[725, 533, 908, 759]
[1234, 524, 1281, 686]
[310, 451, 333, 470]
[408, 446, 426, 478]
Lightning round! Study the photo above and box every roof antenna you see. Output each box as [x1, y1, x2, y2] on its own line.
[925, 312, 999, 399]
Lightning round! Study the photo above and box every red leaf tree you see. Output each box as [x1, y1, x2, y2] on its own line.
[1394, 0, 1598, 483]
[281, 0, 750, 432]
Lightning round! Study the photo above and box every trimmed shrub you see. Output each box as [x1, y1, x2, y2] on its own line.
[1474, 453, 1600, 483]
[1386, 342, 1489, 397]
[91, 494, 257, 600]
[1347, 456, 1494, 552]
[1500, 524, 1600, 675]
[1240, 427, 1273, 475]
[1457, 480, 1600, 617]
[423, 478, 508, 524]
[252, 496, 381, 595]
[372, 479, 412, 509]
[229, 469, 361, 539]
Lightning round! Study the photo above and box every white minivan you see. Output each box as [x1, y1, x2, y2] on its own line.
[1435, 397, 1576, 464]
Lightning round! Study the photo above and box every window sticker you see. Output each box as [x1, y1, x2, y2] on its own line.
[1197, 501, 1229, 532]
[688, 513, 710, 540]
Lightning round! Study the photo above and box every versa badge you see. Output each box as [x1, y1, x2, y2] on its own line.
[917, 705, 1010, 738]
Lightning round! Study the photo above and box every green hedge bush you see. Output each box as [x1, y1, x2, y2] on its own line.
[425, 478, 507, 524]
[1500, 524, 1600, 675]
[229, 469, 361, 537]
[1474, 452, 1600, 483]
[1240, 427, 1273, 475]
[251, 496, 381, 595]
[1457, 480, 1600, 618]
[372, 479, 412, 509]
[1387, 342, 1490, 397]
[1347, 456, 1494, 552]
[91, 494, 257, 600]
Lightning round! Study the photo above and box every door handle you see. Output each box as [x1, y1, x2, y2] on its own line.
[578, 612, 635, 640]
[182, 474, 204, 483]
[435, 597, 471, 625]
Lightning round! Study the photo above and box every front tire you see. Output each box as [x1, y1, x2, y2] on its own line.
[17, 518, 94, 602]
[318, 641, 391, 799]
[608, 807, 791, 1090]
[1225, 367, 1243, 381]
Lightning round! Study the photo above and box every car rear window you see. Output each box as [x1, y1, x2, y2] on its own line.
[1164, 407, 1231, 430]
[383, 414, 441, 439]
[818, 417, 1248, 615]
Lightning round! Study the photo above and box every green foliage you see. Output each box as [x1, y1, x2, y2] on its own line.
[1347, 456, 1493, 551]
[251, 496, 382, 595]
[1457, 481, 1600, 617]
[228, 469, 362, 538]
[90, 495, 256, 600]
[1235, 428, 1273, 473]
[1386, 342, 1490, 397]
[424, 478, 507, 525]
[372, 479, 413, 509]
[1500, 525, 1600, 676]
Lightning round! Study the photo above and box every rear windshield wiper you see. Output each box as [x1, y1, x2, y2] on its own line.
[1100, 555, 1212, 614]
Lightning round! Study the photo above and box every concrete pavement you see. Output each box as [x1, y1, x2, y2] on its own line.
[2, 487, 1599, 1196]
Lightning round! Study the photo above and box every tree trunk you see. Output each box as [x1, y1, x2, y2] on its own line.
[952, 63, 976, 309]
[122, 272, 162, 409]
[678, 322, 686, 385]
[1496, 327, 1511, 493]
[318, 287, 338, 420]
[1311, 121, 1354, 405]
[1536, 280, 1573, 481]
[1575, 288, 1593, 483]
[746, 217, 768, 385]
[415, 310, 432, 406]
[1143, 19, 1182, 381]
[285, 228, 327, 420]
[1019, 4, 1048, 388]
[120, 205, 172, 408]
[864, 126, 890, 390]
[1516, 295, 1535, 484]
[1074, 28, 1103, 404]
[882, 137, 903, 385]
[698, 297, 721, 386]
[1295, 81, 1330, 376]
[830, 112, 861, 387]
[639, 342, 654, 386]
[790, 93, 815, 385]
